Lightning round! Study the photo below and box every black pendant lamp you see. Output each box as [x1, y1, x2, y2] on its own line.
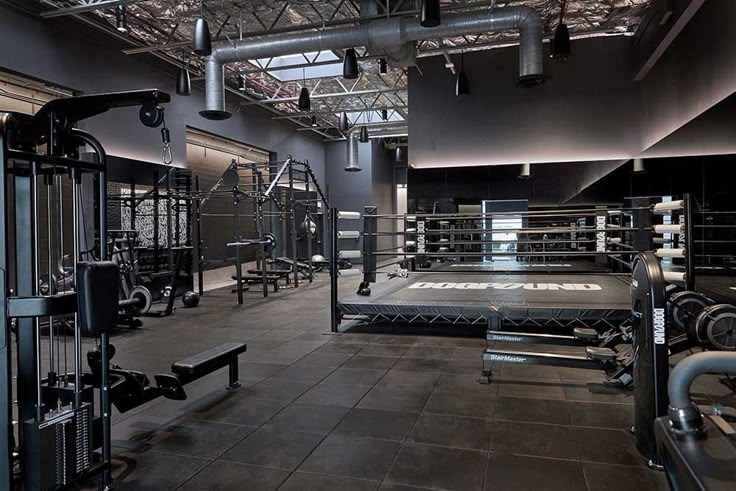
[176, 66, 192, 96]
[343, 49, 359, 79]
[359, 126, 369, 143]
[311, 116, 318, 127]
[421, 0, 441, 28]
[298, 87, 311, 111]
[550, 0, 570, 59]
[193, 2, 212, 56]
[379, 58, 388, 75]
[455, 51, 469, 96]
[381, 109, 388, 121]
[339, 112, 349, 132]
[298, 68, 311, 111]
[115, 5, 128, 33]
[238, 75, 246, 91]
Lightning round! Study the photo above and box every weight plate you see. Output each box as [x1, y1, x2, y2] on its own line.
[668, 291, 712, 334]
[694, 304, 736, 351]
[129, 286, 152, 315]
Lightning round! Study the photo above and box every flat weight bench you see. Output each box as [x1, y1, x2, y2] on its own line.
[171, 342, 247, 390]
[231, 274, 282, 293]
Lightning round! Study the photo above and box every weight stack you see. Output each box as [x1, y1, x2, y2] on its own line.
[23, 403, 93, 490]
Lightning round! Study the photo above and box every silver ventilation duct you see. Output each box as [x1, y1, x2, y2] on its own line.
[201, 6, 544, 120]
[346, 122, 408, 172]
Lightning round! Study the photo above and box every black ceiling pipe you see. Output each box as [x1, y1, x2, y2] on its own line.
[421, 0, 441, 28]
[343, 48, 359, 79]
[176, 67, 191, 96]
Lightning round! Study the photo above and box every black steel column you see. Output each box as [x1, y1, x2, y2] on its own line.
[288, 162, 298, 287]
[0, 128, 12, 490]
[195, 177, 203, 296]
[330, 208, 339, 333]
[683, 193, 695, 292]
[362, 206, 377, 284]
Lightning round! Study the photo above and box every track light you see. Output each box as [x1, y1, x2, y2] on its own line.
[238, 75, 245, 91]
[298, 87, 311, 112]
[311, 116, 318, 127]
[339, 112, 349, 132]
[381, 109, 388, 121]
[379, 58, 388, 75]
[343, 49, 359, 79]
[359, 126, 369, 143]
[550, 23, 570, 59]
[519, 163, 532, 179]
[192, 2, 212, 57]
[421, 0, 441, 28]
[115, 5, 128, 33]
[176, 67, 191, 96]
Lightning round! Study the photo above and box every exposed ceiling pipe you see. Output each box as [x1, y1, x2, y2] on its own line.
[201, 6, 544, 120]
[346, 122, 408, 172]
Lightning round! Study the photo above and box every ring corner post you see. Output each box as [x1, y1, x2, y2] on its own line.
[330, 208, 339, 333]
[362, 206, 377, 285]
[683, 193, 695, 292]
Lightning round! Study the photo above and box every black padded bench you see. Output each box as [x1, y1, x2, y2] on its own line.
[171, 342, 247, 390]
[231, 274, 282, 292]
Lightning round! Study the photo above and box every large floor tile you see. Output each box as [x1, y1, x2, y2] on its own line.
[295, 382, 373, 407]
[491, 421, 578, 460]
[583, 463, 664, 491]
[278, 472, 380, 491]
[409, 413, 491, 451]
[377, 370, 441, 392]
[484, 453, 586, 491]
[107, 450, 209, 490]
[298, 434, 401, 481]
[568, 401, 634, 430]
[357, 387, 431, 412]
[494, 396, 571, 425]
[575, 427, 646, 467]
[266, 403, 350, 433]
[386, 443, 486, 491]
[220, 427, 324, 470]
[333, 407, 419, 441]
[177, 461, 289, 490]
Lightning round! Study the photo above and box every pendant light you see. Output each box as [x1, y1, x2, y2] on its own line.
[298, 68, 311, 111]
[176, 65, 192, 96]
[238, 75, 246, 91]
[381, 109, 388, 121]
[311, 116, 318, 127]
[456, 51, 469, 96]
[519, 163, 532, 179]
[343, 49, 359, 79]
[359, 126, 369, 143]
[379, 58, 388, 75]
[193, 2, 212, 56]
[550, 0, 570, 59]
[421, 0, 441, 28]
[339, 112, 349, 132]
[115, 5, 128, 33]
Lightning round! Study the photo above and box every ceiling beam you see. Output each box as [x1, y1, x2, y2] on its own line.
[40, 0, 147, 18]
[239, 87, 407, 106]
[271, 105, 408, 119]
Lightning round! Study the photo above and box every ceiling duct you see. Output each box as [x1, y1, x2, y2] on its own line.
[201, 6, 544, 120]
[346, 122, 409, 172]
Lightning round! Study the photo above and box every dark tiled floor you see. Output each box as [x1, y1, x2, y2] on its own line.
[85, 276, 731, 490]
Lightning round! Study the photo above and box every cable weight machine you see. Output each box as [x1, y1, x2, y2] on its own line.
[0, 89, 171, 490]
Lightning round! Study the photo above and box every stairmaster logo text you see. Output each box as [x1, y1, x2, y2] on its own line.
[485, 353, 528, 363]
[408, 282, 603, 291]
[653, 307, 666, 345]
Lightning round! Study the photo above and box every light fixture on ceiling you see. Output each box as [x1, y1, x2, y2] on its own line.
[633, 158, 646, 174]
[193, 2, 212, 56]
[311, 115, 318, 127]
[381, 109, 388, 121]
[298, 68, 311, 111]
[115, 5, 128, 33]
[176, 66, 191, 96]
[421, 0, 441, 28]
[519, 163, 532, 179]
[379, 58, 388, 75]
[456, 51, 469, 96]
[343, 49, 359, 79]
[359, 126, 369, 143]
[550, 0, 570, 59]
[395, 147, 406, 162]
[238, 75, 246, 91]
[339, 112, 350, 132]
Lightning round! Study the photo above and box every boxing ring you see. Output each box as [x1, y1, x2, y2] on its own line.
[329, 196, 695, 333]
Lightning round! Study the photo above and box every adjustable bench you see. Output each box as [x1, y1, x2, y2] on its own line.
[171, 342, 247, 390]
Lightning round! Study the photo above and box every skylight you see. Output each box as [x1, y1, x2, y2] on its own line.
[255, 52, 342, 82]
